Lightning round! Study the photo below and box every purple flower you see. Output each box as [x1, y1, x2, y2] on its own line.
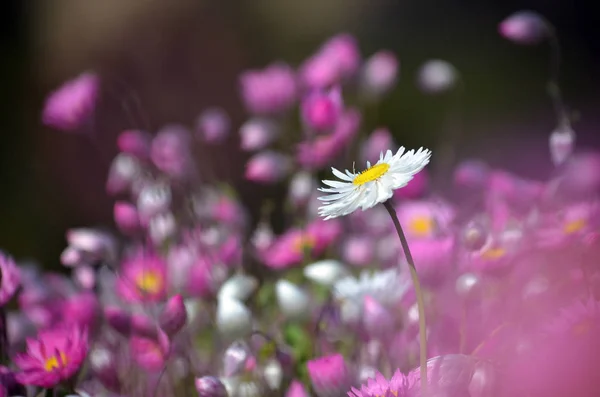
[151, 124, 195, 180]
[117, 129, 151, 159]
[286, 380, 309, 397]
[130, 328, 170, 372]
[359, 51, 399, 100]
[300, 34, 360, 89]
[42, 72, 99, 132]
[240, 63, 297, 114]
[245, 150, 291, 184]
[158, 294, 187, 337]
[14, 326, 88, 388]
[1, 366, 25, 397]
[301, 87, 343, 133]
[0, 252, 20, 306]
[307, 353, 354, 397]
[195, 376, 228, 397]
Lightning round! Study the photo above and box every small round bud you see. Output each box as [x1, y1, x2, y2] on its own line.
[417, 60, 457, 94]
[499, 11, 548, 45]
[195, 376, 228, 397]
[455, 273, 481, 298]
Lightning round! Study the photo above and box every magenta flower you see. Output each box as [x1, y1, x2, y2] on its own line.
[286, 380, 309, 397]
[0, 252, 20, 306]
[307, 353, 353, 397]
[159, 294, 187, 337]
[408, 236, 455, 287]
[151, 124, 195, 180]
[245, 150, 291, 184]
[42, 72, 99, 132]
[300, 34, 360, 89]
[536, 202, 598, 249]
[348, 369, 404, 397]
[196, 107, 231, 144]
[544, 298, 600, 338]
[117, 251, 168, 302]
[395, 200, 455, 241]
[301, 87, 343, 133]
[14, 326, 88, 388]
[130, 328, 170, 372]
[499, 11, 548, 45]
[117, 129, 151, 159]
[240, 62, 297, 115]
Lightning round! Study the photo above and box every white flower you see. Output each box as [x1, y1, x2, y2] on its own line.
[317, 147, 431, 220]
[218, 273, 259, 302]
[275, 280, 310, 320]
[303, 259, 349, 286]
[333, 269, 410, 323]
[216, 297, 253, 338]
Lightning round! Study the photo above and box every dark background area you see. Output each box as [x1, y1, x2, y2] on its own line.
[1, 0, 599, 268]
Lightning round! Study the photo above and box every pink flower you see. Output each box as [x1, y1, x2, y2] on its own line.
[544, 298, 600, 338]
[240, 63, 297, 114]
[395, 200, 455, 241]
[286, 380, 309, 397]
[348, 369, 404, 397]
[117, 251, 168, 303]
[159, 294, 187, 337]
[239, 118, 279, 151]
[307, 353, 353, 397]
[196, 107, 231, 144]
[151, 124, 195, 179]
[42, 72, 99, 132]
[61, 292, 100, 330]
[0, 252, 20, 306]
[341, 235, 375, 267]
[261, 219, 341, 269]
[536, 202, 598, 249]
[14, 326, 88, 388]
[301, 87, 343, 133]
[117, 129, 151, 159]
[300, 34, 360, 89]
[499, 11, 548, 45]
[297, 109, 361, 170]
[359, 51, 399, 100]
[245, 151, 291, 184]
[408, 236, 455, 287]
[130, 328, 170, 372]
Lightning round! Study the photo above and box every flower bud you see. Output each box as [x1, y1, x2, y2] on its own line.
[218, 273, 258, 302]
[137, 183, 171, 223]
[245, 151, 291, 184]
[42, 72, 99, 132]
[151, 125, 194, 179]
[275, 280, 310, 321]
[106, 153, 142, 195]
[216, 297, 252, 339]
[359, 51, 399, 100]
[223, 341, 250, 377]
[417, 60, 457, 94]
[307, 354, 353, 397]
[73, 265, 95, 289]
[117, 129, 151, 159]
[196, 107, 231, 144]
[285, 380, 309, 397]
[304, 260, 348, 286]
[195, 376, 228, 397]
[148, 212, 177, 244]
[362, 296, 394, 339]
[549, 123, 575, 166]
[301, 87, 343, 133]
[89, 346, 121, 392]
[130, 328, 170, 372]
[288, 172, 316, 208]
[499, 11, 548, 45]
[239, 118, 279, 151]
[113, 201, 140, 234]
[159, 294, 187, 337]
[263, 359, 283, 390]
[104, 306, 132, 336]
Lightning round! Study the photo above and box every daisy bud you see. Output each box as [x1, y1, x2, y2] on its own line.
[223, 341, 250, 377]
[301, 87, 343, 133]
[363, 296, 394, 340]
[307, 354, 353, 397]
[216, 297, 253, 339]
[264, 359, 283, 390]
[499, 11, 548, 45]
[417, 59, 457, 94]
[196, 107, 231, 144]
[137, 183, 171, 223]
[549, 123, 576, 166]
[113, 201, 140, 234]
[218, 273, 258, 302]
[359, 51, 399, 100]
[304, 259, 349, 286]
[454, 159, 490, 188]
[117, 129, 151, 159]
[148, 212, 177, 244]
[42, 72, 99, 132]
[130, 329, 170, 372]
[106, 153, 142, 195]
[360, 128, 396, 164]
[89, 346, 121, 392]
[245, 151, 291, 184]
[239, 118, 279, 151]
[285, 380, 309, 397]
[195, 376, 228, 397]
[341, 236, 374, 267]
[159, 294, 187, 337]
[275, 280, 310, 321]
[240, 63, 297, 115]
[455, 273, 481, 299]
[288, 172, 316, 208]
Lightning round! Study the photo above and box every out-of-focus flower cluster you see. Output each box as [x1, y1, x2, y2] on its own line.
[2, 10, 600, 397]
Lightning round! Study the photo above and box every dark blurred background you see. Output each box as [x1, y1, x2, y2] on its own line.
[1, 0, 599, 268]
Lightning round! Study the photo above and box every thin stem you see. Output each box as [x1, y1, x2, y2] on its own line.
[546, 25, 570, 128]
[383, 200, 428, 394]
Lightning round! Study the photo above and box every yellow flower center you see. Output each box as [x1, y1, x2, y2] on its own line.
[292, 233, 316, 253]
[136, 271, 163, 294]
[564, 219, 586, 235]
[572, 319, 592, 336]
[353, 163, 390, 186]
[481, 247, 506, 260]
[409, 216, 434, 237]
[44, 351, 68, 372]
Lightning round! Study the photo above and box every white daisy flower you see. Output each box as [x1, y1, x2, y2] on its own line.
[317, 147, 432, 220]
